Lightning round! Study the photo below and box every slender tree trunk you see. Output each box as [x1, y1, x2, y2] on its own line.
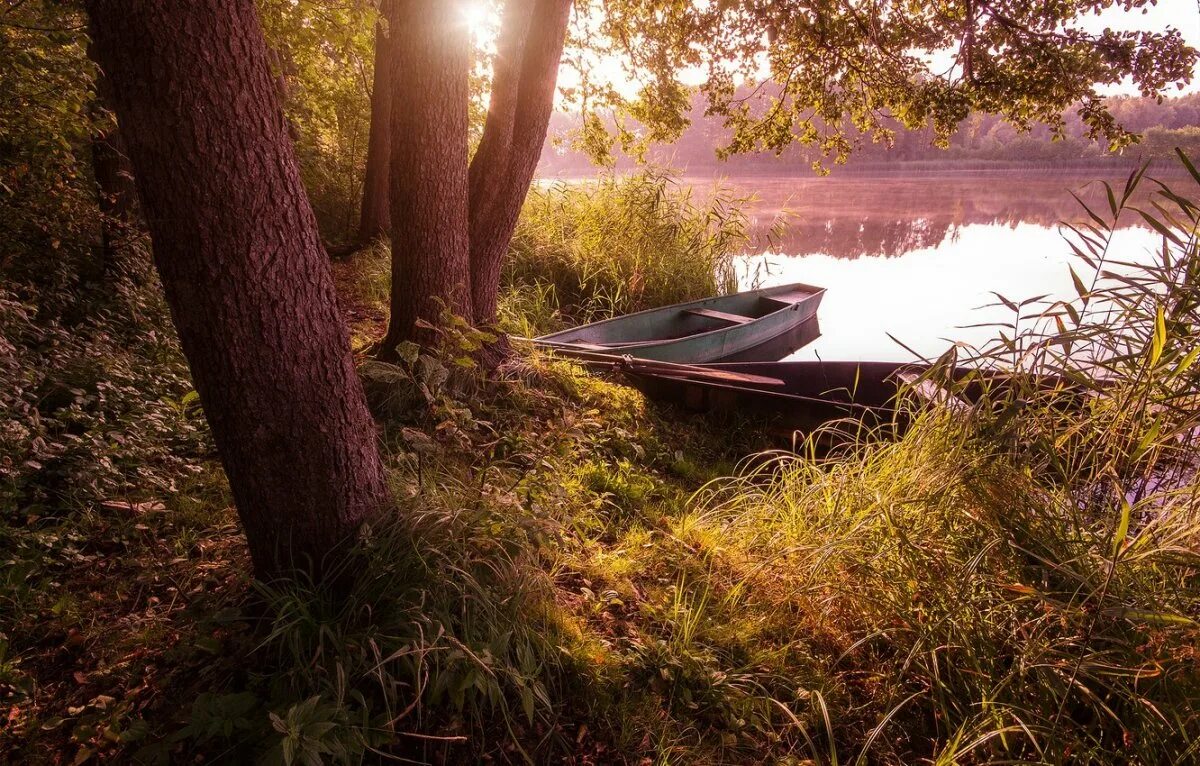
[86, 0, 390, 580]
[468, 0, 572, 327]
[381, 0, 473, 351]
[356, 1, 395, 245]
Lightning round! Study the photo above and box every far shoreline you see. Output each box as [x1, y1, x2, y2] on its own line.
[537, 157, 1195, 182]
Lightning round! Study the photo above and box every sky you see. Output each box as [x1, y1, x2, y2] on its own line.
[1088, 0, 1200, 94]
[466, 0, 1200, 100]
[464, 0, 1200, 104]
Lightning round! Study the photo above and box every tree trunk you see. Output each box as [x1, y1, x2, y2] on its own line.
[468, 0, 572, 327]
[380, 0, 473, 351]
[85, 0, 391, 581]
[356, 1, 395, 245]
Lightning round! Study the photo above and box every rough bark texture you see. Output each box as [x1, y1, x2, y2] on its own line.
[381, 0, 473, 351]
[86, 0, 390, 580]
[356, 1, 395, 245]
[468, 0, 572, 326]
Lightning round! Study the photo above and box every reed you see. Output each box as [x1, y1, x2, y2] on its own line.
[500, 169, 748, 335]
[671, 153, 1200, 762]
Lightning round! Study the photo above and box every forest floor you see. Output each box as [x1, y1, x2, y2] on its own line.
[2, 252, 783, 764]
[4, 248, 1200, 765]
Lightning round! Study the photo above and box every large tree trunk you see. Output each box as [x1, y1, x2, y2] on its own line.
[86, 0, 391, 580]
[468, 0, 572, 327]
[380, 0, 473, 351]
[356, 1, 395, 245]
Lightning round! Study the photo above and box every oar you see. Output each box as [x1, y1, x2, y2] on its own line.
[514, 337, 786, 387]
[621, 360, 786, 387]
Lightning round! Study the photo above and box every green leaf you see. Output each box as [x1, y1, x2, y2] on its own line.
[1112, 494, 1132, 559]
[1135, 208, 1185, 246]
[1176, 148, 1200, 186]
[1150, 305, 1167, 367]
[1133, 415, 1162, 461]
[1107, 608, 1197, 626]
[1069, 265, 1089, 302]
[1173, 345, 1200, 378]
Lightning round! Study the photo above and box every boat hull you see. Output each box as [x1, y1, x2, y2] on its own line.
[626, 360, 1083, 433]
[627, 360, 918, 431]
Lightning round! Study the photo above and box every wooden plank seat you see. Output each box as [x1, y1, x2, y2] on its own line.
[565, 342, 616, 351]
[683, 307, 754, 325]
[761, 287, 815, 306]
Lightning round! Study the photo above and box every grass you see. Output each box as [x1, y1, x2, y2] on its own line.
[6, 160, 1200, 763]
[499, 169, 749, 336]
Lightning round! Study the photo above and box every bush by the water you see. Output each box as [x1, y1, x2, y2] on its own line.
[349, 169, 754, 337]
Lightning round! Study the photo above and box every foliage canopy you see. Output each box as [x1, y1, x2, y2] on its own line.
[571, 0, 1197, 164]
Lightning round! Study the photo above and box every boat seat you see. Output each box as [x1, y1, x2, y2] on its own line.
[683, 308, 754, 325]
[761, 288, 813, 306]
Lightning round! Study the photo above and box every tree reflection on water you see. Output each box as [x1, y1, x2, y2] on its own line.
[715, 171, 1174, 259]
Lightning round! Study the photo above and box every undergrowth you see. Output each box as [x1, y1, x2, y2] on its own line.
[6, 160, 1200, 764]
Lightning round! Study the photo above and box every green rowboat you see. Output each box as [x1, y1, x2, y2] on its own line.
[535, 282, 826, 363]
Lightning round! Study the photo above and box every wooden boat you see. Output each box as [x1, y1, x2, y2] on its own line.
[535, 282, 826, 363]
[625, 360, 923, 431]
[620, 360, 1073, 432]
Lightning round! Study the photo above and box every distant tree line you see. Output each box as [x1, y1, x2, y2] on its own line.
[540, 92, 1200, 174]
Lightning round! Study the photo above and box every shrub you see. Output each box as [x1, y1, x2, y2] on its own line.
[0, 267, 210, 516]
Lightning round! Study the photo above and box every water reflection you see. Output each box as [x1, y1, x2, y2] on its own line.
[698, 172, 1169, 260]
[710, 172, 1174, 362]
[713, 316, 822, 362]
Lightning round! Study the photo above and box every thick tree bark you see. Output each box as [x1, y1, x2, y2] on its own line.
[86, 0, 390, 580]
[381, 0, 473, 350]
[356, 1, 395, 245]
[468, 0, 572, 326]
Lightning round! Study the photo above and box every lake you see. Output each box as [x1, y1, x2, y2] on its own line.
[693, 170, 1180, 362]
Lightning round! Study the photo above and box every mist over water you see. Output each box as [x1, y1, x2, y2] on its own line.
[707, 170, 1176, 362]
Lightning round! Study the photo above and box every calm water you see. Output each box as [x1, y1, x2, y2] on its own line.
[696, 171, 1175, 362]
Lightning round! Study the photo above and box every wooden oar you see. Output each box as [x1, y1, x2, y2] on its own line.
[515, 337, 786, 387]
[623, 360, 786, 387]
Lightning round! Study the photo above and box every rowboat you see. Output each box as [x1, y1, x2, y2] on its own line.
[535, 282, 826, 363]
[625, 360, 923, 431]
[621, 360, 1080, 432]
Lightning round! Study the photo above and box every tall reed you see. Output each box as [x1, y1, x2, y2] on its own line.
[682, 153, 1200, 763]
[501, 169, 748, 334]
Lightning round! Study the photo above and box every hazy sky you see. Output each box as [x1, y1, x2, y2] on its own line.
[468, 0, 1200, 98]
[1088, 0, 1200, 93]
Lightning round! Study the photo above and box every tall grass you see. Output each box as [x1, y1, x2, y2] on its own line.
[668, 154, 1200, 763]
[500, 170, 748, 335]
